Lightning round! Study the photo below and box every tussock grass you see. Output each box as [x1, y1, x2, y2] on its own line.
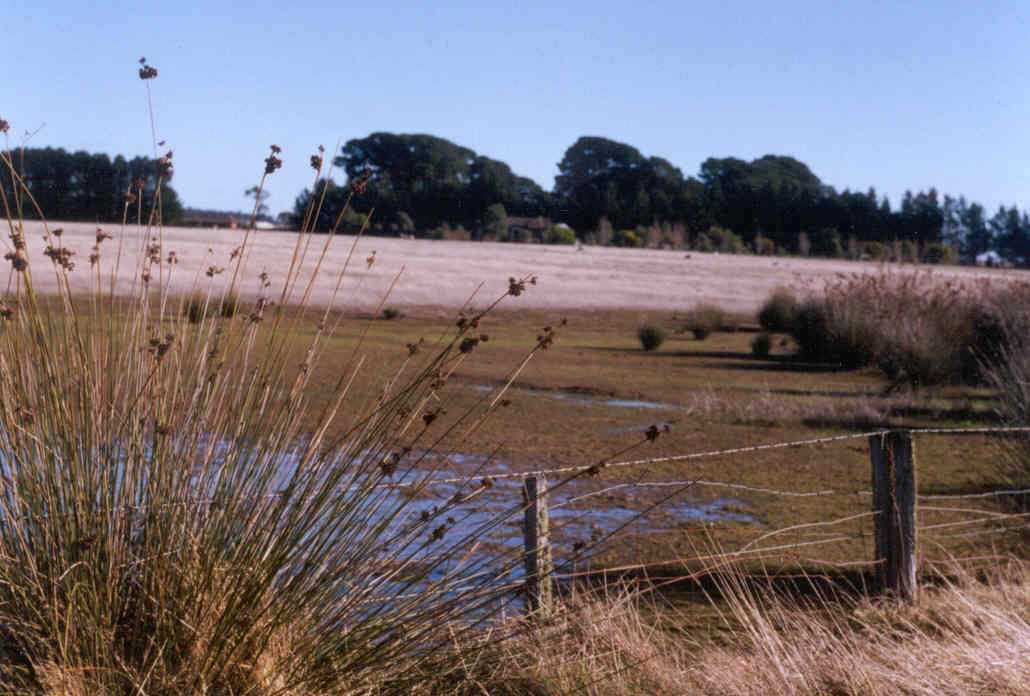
[0, 79, 578, 693]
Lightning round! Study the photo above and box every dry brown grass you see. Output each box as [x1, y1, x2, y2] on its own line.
[14, 221, 1024, 314]
[462, 561, 1030, 695]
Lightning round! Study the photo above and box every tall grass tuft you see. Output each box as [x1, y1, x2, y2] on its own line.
[0, 76, 591, 693]
[984, 328, 1030, 508]
[463, 561, 1030, 695]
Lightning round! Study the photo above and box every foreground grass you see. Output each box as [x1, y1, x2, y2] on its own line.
[456, 561, 1030, 695]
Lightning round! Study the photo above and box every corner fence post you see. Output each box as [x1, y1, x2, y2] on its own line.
[522, 475, 553, 615]
[869, 430, 918, 601]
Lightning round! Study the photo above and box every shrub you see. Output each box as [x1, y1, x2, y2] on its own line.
[637, 324, 667, 351]
[751, 332, 772, 358]
[923, 242, 956, 265]
[900, 239, 920, 263]
[790, 298, 879, 367]
[698, 226, 747, 254]
[758, 287, 798, 333]
[686, 304, 725, 340]
[381, 306, 403, 320]
[612, 228, 644, 248]
[789, 272, 1030, 386]
[864, 241, 887, 261]
[809, 227, 844, 258]
[546, 225, 576, 245]
[752, 235, 776, 255]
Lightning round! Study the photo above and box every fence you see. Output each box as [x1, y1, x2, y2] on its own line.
[495, 426, 1029, 613]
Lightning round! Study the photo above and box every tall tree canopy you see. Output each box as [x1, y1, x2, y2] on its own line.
[288, 132, 1027, 266]
[293, 133, 552, 231]
[553, 136, 706, 232]
[4, 147, 183, 223]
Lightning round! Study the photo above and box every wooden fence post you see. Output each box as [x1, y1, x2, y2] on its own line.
[869, 430, 918, 601]
[522, 475, 553, 615]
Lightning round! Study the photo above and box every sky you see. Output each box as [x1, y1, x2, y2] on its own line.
[4, 0, 1029, 217]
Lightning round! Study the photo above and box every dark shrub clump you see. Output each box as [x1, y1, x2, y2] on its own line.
[638, 325, 667, 351]
[751, 332, 772, 358]
[685, 304, 725, 341]
[758, 288, 798, 333]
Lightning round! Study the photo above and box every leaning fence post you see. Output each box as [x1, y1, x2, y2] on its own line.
[869, 430, 918, 601]
[522, 475, 553, 615]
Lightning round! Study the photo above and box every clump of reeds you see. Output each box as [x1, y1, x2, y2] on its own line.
[782, 272, 1030, 387]
[0, 66, 605, 694]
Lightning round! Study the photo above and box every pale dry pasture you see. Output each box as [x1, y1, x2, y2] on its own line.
[15, 220, 1025, 312]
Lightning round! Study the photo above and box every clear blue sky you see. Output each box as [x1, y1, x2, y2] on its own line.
[4, 0, 1028, 216]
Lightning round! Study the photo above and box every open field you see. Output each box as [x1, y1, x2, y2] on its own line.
[214, 304, 1027, 571]
[15, 220, 1027, 313]
[4, 219, 1028, 693]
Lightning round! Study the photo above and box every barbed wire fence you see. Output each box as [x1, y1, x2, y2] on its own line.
[396, 425, 1029, 612]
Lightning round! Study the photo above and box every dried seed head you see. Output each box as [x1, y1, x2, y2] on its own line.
[264, 145, 283, 174]
[157, 151, 173, 177]
[380, 452, 400, 476]
[366, 250, 376, 269]
[0, 303, 14, 320]
[459, 337, 479, 354]
[4, 250, 27, 272]
[206, 266, 225, 277]
[95, 228, 112, 244]
[0, 118, 9, 133]
[310, 146, 324, 171]
[43, 245, 75, 272]
[138, 60, 158, 80]
[52, 227, 63, 238]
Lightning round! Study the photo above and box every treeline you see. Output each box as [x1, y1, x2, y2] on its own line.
[2, 147, 183, 223]
[293, 134, 1029, 266]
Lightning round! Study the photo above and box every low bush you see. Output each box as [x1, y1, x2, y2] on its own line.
[751, 332, 772, 358]
[789, 272, 1030, 386]
[696, 226, 747, 255]
[685, 304, 726, 340]
[864, 241, 887, 261]
[922, 242, 957, 265]
[758, 287, 798, 333]
[638, 324, 667, 351]
[546, 225, 576, 245]
[381, 306, 404, 320]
